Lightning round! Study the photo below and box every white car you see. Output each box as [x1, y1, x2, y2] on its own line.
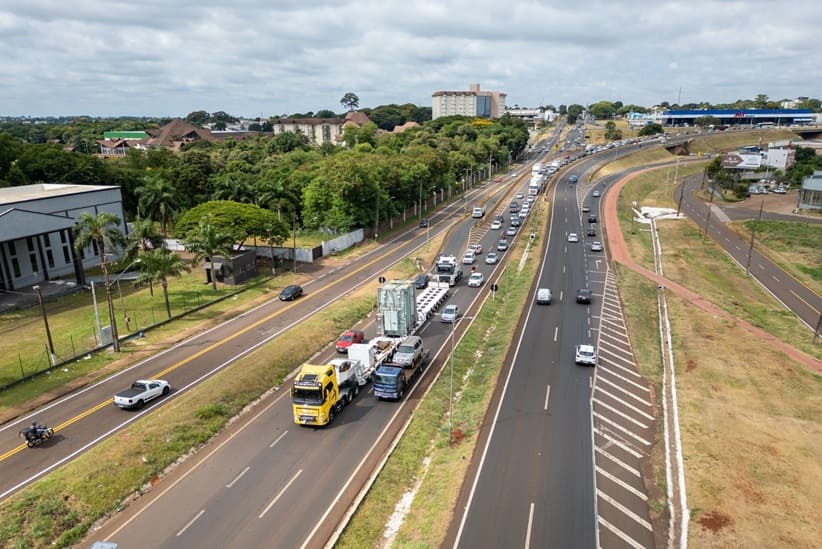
[462, 251, 475, 264]
[591, 241, 603, 252]
[441, 304, 459, 323]
[568, 233, 579, 242]
[491, 220, 503, 230]
[468, 243, 483, 255]
[113, 379, 171, 409]
[536, 288, 552, 305]
[516, 192, 524, 199]
[485, 252, 498, 265]
[506, 226, 518, 236]
[575, 344, 597, 366]
[467, 272, 484, 287]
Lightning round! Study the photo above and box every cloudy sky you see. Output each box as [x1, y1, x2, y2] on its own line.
[1, 0, 819, 118]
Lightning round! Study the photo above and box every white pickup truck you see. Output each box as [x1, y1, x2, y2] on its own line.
[113, 379, 171, 409]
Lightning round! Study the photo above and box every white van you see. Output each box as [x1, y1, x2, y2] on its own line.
[472, 206, 485, 218]
[536, 288, 552, 305]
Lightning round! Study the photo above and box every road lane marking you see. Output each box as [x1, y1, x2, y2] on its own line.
[598, 516, 647, 549]
[790, 289, 821, 315]
[596, 466, 648, 500]
[176, 509, 205, 537]
[598, 355, 642, 378]
[772, 275, 780, 282]
[597, 490, 653, 531]
[592, 399, 649, 429]
[597, 368, 651, 394]
[595, 376, 653, 407]
[269, 430, 288, 448]
[544, 385, 551, 411]
[594, 412, 652, 447]
[525, 502, 535, 549]
[553, 327, 558, 342]
[226, 466, 250, 488]
[595, 446, 641, 477]
[259, 469, 303, 519]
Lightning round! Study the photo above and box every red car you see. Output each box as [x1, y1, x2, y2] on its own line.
[335, 330, 365, 353]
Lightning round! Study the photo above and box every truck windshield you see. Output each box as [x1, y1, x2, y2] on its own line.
[374, 373, 397, 386]
[292, 388, 323, 405]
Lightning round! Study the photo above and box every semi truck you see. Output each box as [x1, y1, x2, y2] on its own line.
[434, 255, 463, 286]
[374, 334, 428, 400]
[291, 358, 369, 426]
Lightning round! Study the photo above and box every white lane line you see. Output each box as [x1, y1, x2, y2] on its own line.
[595, 375, 653, 407]
[593, 387, 655, 420]
[177, 509, 205, 537]
[525, 502, 535, 549]
[554, 326, 558, 342]
[259, 469, 303, 519]
[595, 446, 641, 478]
[560, 290, 564, 302]
[598, 516, 647, 549]
[544, 385, 551, 411]
[269, 430, 288, 448]
[594, 412, 652, 447]
[563, 264, 566, 273]
[595, 428, 643, 459]
[772, 275, 780, 283]
[598, 355, 642, 378]
[597, 490, 653, 531]
[596, 466, 648, 500]
[592, 399, 649, 429]
[226, 466, 250, 488]
[597, 340, 636, 362]
[597, 368, 651, 393]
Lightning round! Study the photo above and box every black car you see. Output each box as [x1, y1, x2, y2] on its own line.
[576, 288, 592, 304]
[588, 214, 598, 223]
[419, 218, 429, 228]
[414, 274, 430, 290]
[587, 225, 597, 237]
[279, 284, 303, 301]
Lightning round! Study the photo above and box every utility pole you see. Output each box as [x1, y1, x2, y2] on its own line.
[292, 211, 297, 273]
[418, 181, 423, 219]
[702, 184, 715, 236]
[33, 285, 56, 365]
[745, 200, 764, 275]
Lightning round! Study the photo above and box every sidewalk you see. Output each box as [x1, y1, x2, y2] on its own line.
[602, 169, 821, 373]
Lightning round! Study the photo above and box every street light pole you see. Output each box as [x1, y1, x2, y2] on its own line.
[449, 321, 455, 446]
[419, 181, 423, 219]
[292, 211, 297, 273]
[33, 285, 56, 365]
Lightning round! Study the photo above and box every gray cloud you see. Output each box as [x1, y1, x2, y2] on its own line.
[0, 0, 819, 116]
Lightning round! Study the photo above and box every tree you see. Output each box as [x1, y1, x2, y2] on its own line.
[135, 174, 179, 235]
[604, 121, 622, 141]
[340, 92, 360, 112]
[73, 212, 127, 352]
[639, 123, 664, 136]
[183, 219, 235, 291]
[125, 217, 165, 295]
[134, 248, 191, 318]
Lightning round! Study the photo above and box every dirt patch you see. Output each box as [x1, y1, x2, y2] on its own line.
[685, 359, 697, 372]
[696, 509, 732, 532]
[450, 428, 466, 446]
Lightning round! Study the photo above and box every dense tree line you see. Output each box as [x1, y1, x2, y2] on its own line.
[0, 110, 528, 236]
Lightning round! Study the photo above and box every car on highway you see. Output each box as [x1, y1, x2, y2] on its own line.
[569, 175, 578, 183]
[113, 379, 171, 409]
[468, 243, 483, 255]
[491, 219, 503, 230]
[441, 304, 459, 323]
[414, 274, 430, 289]
[279, 284, 303, 301]
[575, 344, 597, 366]
[462, 251, 476, 264]
[591, 241, 603, 252]
[576, 288, 592, 303]
[506, 226, 517, 236]
[509, 201, 519, 212]
[485, 252, 498, 264]
[516, 192, 524, 199]
[536, 288, 552, 304]
[419, 218, 429, 228]
[592, 190, 601, 197]
[497, 239, 509, 252]
[467, 272, 484, 287]
[510, 216, 521, 227]
[335, 329, 365, 353]
[494, 176, 503, 182]
[588, 214, 598, 223]
[581, 205, 590, 213]
[587, 226, 597, 237]
[568, 233, 579, 242]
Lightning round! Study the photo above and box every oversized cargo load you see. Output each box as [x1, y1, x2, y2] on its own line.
[377, 281, 417, 338]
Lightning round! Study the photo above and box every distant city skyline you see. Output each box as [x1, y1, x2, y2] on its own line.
[1, 1, 820, 118]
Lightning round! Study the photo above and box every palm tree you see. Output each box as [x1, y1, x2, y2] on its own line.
[135, 174, 179, 235]
[183, 220, 234, 291]
[73, 212, 127, 352]
[135, 248, 191, 318]
[125, 217, 164, 295]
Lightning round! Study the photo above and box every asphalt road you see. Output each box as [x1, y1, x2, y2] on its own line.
[676, 177, 822, 330]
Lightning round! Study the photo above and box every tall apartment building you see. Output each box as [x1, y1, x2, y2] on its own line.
[432, 83, 507, 119]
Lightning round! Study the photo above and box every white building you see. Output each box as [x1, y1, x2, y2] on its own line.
[0, 184, 126, 290]
[432, 83, 507, 119]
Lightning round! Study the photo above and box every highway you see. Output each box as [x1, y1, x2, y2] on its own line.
[676, 177, 822, 330]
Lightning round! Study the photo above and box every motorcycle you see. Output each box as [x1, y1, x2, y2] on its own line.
[19, 423, 54, 448]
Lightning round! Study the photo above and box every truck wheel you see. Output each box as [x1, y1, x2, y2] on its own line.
[328, 408, 336, 423]
[398, 386, 405, 400]
[353, 385, 359, 398]
[135, 399, 144, 409]
[162, 386, 170, 395]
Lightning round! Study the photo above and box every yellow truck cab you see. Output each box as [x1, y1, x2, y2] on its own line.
[291, 361, 362, 426]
